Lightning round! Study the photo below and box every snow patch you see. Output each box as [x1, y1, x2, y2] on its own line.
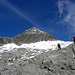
[0, 40, 72, 53]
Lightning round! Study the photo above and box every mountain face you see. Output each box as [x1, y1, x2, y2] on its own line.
[0, 40, 74, 75]
[0, 37, 12, 45]
[12, 27, 57, 44]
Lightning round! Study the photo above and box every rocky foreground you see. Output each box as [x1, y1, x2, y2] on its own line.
[0, 43, 75, 75]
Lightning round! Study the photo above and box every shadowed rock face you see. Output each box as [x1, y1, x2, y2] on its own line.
[2, 27, 74, 75]
[0, 37, 11, 44]
[0, 27, 57, 44]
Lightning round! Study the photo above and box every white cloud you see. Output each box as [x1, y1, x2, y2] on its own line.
[57, 0, 75, 33]
[57, 0, 64, 17]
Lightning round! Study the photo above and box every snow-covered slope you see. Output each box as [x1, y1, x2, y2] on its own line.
[0, 40, 72, 53]
[0, 40, 72, 61]
[0, 40, 74, 75]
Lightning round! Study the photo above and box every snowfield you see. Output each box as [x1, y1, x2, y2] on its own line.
[0, 40, 72, 53]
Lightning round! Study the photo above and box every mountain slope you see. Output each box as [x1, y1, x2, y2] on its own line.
[0, 40, 72, 53]
[0, 40, 73, 75]
[0, 37, 11, 44]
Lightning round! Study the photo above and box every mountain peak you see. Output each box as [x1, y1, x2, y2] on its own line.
[0, 27, 57, 44]
[25, 27, 45, 34]
[12, 27, 57, 43]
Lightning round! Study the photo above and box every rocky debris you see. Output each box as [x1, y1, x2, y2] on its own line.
[0, 43, 75, 75]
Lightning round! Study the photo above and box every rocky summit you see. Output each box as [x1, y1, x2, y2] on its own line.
[13, 27, 57, 44]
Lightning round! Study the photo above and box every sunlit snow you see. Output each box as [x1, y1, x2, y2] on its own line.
[0, 40, 72, 53]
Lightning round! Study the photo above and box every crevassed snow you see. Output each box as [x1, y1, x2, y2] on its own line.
[0, 40, 72, 53]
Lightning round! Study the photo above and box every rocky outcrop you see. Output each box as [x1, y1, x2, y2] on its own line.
[0, 37, 11, 45]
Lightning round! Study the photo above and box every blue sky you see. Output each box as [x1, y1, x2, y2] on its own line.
[0, 0, 75, 41]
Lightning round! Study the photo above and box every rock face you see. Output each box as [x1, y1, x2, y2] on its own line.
[0, 37, 11, 44]
[13, 27, 57, 43]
